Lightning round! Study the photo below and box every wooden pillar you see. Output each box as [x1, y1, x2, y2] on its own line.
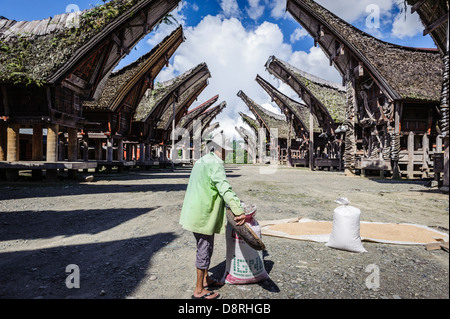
[82, 134, 89, 161]
[67, 127, 78, 178]
[422, 134, 429, 178]
[0, 123, 7, 161]
[392, 102, 402, 179]
[117, 139, 124, 161]
[126, 143, 132, 161]
[7, 124, 20, 162]
[287, 113, 293, 167]
[31, 125, 44, 179]
[5, 124, 19, 181]
[309, 104, 315, 171]
[407, 131, 414, 179]
[46, 124, 59, 162]
[67, 128, 78, 161]
[106, 137, 113, 162]
[46, 124, 59, 180]
[146, 143, 151, 161]
[32, 125, 43, 161]
[95, 139, 103, 161]
[139, 143, 145, 162]
[444, 139, 449, 188]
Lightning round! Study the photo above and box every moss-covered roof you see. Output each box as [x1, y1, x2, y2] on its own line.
[238, 90, 290, 139]
[239, 112, 260, 136]
[278, 59, 346, 123]
[83, 26, 183, 111]
[256, 74, 321, 134]
[266, 56, 347, 127]
[156, 76, 209, 130]
[201, 101, 226, 129]
[287, 0, 443, 102]
[134, 62, 210, 122]
[235, 125, 256, 142]
[0, 0, 180, 86]
[178, 95, 219, 129]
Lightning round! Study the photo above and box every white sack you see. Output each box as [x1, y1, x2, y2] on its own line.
[222, 213, 269, 284]
[326, 204, 367, 253]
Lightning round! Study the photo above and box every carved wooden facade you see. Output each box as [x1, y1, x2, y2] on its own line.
[287, 0, 443, 179]
[0, 0, 181, 179]
[260, 59, 346, 169]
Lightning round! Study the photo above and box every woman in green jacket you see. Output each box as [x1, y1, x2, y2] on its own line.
[180, 135, 245, 299]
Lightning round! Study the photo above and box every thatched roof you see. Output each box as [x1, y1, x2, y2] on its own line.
[256, 74, 321, 134]
[265, 56, 342, 135]
[0, 0, 180, 87]
[178, 95, 219, 129]
[287, 0, 443, 102]
[156, 75, 209, 130]
[83, 26, 184, 112]
[134, 62, 211, 122]
[405, 0, 449, 55]
[235, 125, 256, 142]
[184, 101, 225, 135]
[237, 90, 289, 139]
[239, 112, 260, 136]
[202, 122, 221, 139]
[200, 101, 226, 129]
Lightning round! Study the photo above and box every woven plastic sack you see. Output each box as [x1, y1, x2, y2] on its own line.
[222, 205, 269, 284]
[326, 198, 367, 253]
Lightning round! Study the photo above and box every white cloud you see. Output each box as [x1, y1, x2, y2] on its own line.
[220, 0, 241, 18]
[246, 0, 265, 21]
[391, 4, 424, 39]
[290, 27, 308, 43]
[146, 2, 187, 47]
[269, 0, 287, 19]
[154, 15, 299, 138]
[149, 9, 344, 139]
[288, 46, 342, 84]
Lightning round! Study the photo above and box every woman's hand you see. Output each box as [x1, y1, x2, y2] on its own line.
[234, 214, 246, 226]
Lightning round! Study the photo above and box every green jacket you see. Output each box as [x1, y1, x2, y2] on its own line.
[180, 152, 244, 235]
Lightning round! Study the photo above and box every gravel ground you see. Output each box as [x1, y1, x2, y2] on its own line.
[0, 165, 448, 300]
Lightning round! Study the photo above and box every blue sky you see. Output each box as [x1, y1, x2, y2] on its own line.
[1, 0, 436, 137]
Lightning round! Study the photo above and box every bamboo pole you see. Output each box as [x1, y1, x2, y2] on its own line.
[6, 124, 19, 162]
[0, 123, 6, 161]
[46, 124, 59, 162]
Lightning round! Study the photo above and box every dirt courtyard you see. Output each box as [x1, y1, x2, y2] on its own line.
[0, 164, 448, 299]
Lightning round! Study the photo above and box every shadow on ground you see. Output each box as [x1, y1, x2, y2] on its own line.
[0, 232, 177, 299]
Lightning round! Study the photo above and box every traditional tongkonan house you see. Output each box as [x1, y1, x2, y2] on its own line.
[405, 0, 449, 189]
[131, 63, 211, 165]
[0, 0, 181, 180]
[237, 90, 291, 165]
[82, 26, 184, 172]
[286, 0, 444, 179]
[256, 72, 342, 169]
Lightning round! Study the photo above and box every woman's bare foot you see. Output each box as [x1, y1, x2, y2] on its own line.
[192, 288, 220, 299]
[203, 277, 224, 288]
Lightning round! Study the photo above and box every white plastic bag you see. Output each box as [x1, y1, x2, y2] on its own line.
[326, 198, 367, 253]
[222, 205, 269, 284]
